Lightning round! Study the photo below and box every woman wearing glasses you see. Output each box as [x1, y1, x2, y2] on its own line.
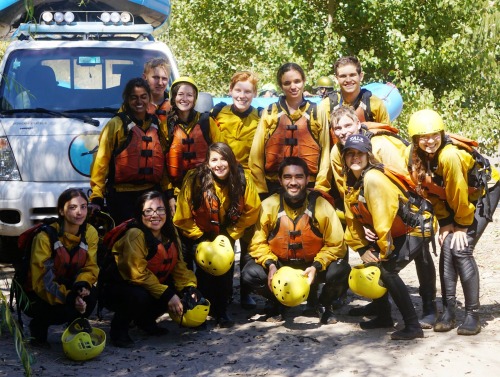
[101, 190, 199, 348]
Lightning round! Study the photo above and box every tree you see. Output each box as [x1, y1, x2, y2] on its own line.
[166, 0, 499, 155]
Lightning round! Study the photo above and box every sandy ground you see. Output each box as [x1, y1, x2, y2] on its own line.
[1, 210, 499, 377]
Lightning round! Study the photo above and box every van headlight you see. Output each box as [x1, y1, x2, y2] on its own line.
[0, 137, 21, 181]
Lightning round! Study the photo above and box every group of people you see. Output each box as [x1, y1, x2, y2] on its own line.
[21, 55, 499, 350]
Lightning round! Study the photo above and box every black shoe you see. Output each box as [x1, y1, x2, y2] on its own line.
[265, 302, 286, 322]
[391, 326, 424, 340]
[359, 316, 394, 330]
[240, 294, 257, 310]
[457, 309, 481, 336]
[330, 294, 347, 311]
[320, 309, 338, 325]
[28, 338, 51, 349]
[302, 303, 321, 317]
[217, 312, 235, 328]
[138, 323, 169, 336]
[348, 302, 377, 316]
[111, 333, 134, 348]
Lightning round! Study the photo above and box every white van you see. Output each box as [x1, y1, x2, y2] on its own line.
[0, 1, 179, 256]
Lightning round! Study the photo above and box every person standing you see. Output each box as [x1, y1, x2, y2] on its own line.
[89, 78, 167, 224]
[164, 76, 220, 216]
[249, 62, 331, 198]
[212, 71, 261, 309]
[330, 56, 390, 124]
[406, 109, 500, 335]
[342, 134, 435, 340]
[143, 57, 171, 124]
[173, 142, 260, 327]
[242, 157, 349, 324]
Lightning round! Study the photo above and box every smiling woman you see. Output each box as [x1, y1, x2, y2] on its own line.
[89, 77, 166, 224]
[173, 142, 261, 327]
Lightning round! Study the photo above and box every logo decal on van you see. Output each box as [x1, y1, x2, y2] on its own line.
[68, 134, 99, 177]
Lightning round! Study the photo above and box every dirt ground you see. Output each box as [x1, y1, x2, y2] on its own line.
[1, 210, 499, 377]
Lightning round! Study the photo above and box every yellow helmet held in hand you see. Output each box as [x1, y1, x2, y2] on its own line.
[61, 318, 106, 361]
[195, 235, 235, 276]
[271, 266, 310, 307]
[170, 297, 210, 328]
[169, 76, 199, 101]
[348, 264, 387, 299]
[408, 109, 445, 138]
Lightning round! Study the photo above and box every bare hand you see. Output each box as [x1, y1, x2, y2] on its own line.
[438, 223, 454, 246]
[75, 296, 87, 314]
[360, 249, 380, 264]
[168, 294, 183, 316]
[267, 264, 277, 291]
[87, 203, 101, 216]
[168, 197, 176, 217]
[304, 266, 317, 285]
[363, 226, 378, 242]
[78, 287, 90, 298]
[450, 227, 469, 250]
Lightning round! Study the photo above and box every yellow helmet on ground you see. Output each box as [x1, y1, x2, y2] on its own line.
[169, 76, 199, 101]
[271, 266, 310, 307]
[315, 76, 335, 88]
[195, 235, 235, 276]
[408, 109, 445, 138]
[61, 318, 106, 361]
[348, 264, 387, 299]
[170, 297, 211, 328]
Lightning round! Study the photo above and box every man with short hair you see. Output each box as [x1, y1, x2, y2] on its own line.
[242, 156, 350, 324]
[143, 57, 171, 123]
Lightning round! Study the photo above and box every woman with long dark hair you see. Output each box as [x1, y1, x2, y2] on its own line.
[342, 134, 436, 340]
[101, 190, 199, 348]
[174, 142, 261, 327]
[406, 109, 500, 335]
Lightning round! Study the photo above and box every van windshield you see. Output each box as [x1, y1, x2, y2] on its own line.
[0, 47, 175, 112]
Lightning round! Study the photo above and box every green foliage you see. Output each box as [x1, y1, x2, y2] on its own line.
[166, 0, 499, 156]
[0, 284, 34, 377]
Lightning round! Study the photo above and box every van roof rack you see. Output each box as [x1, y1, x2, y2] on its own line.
[14, 22, 155, 41]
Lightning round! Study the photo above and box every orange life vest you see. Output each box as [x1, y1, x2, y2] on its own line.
[268, 192, 324, 263]
[166, 113, 211, 183]
[408, 137, 490, 201]
[101, 219, 178, 283]
[350, 166, 433, 238]
[148, 98, 171, 124]
[113, 114, 164, 184]
[191, 168, 246, 235]
[22, 225, 89, 293]
[265, 102, 320, 175]
[146, 239, 178, 283]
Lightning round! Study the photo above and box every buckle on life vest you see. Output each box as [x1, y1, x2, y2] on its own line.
[139, 167, 154, 175]
[183, 151, 196, 159]
[142, 135, 153, 142]
[288, 230, 301, 237]
[182, 138, 194, 145]
[288, 242, 303, 250]
[286, 125, 298, 131]
[285, 138, 298, 146]
[141, 150, 153, 157]
[288, 257, 306, 265]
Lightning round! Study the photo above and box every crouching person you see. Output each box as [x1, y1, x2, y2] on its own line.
[242, 157, 350, 324]
[22, 188, 98, 347]
[100, 191, 202, 348]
